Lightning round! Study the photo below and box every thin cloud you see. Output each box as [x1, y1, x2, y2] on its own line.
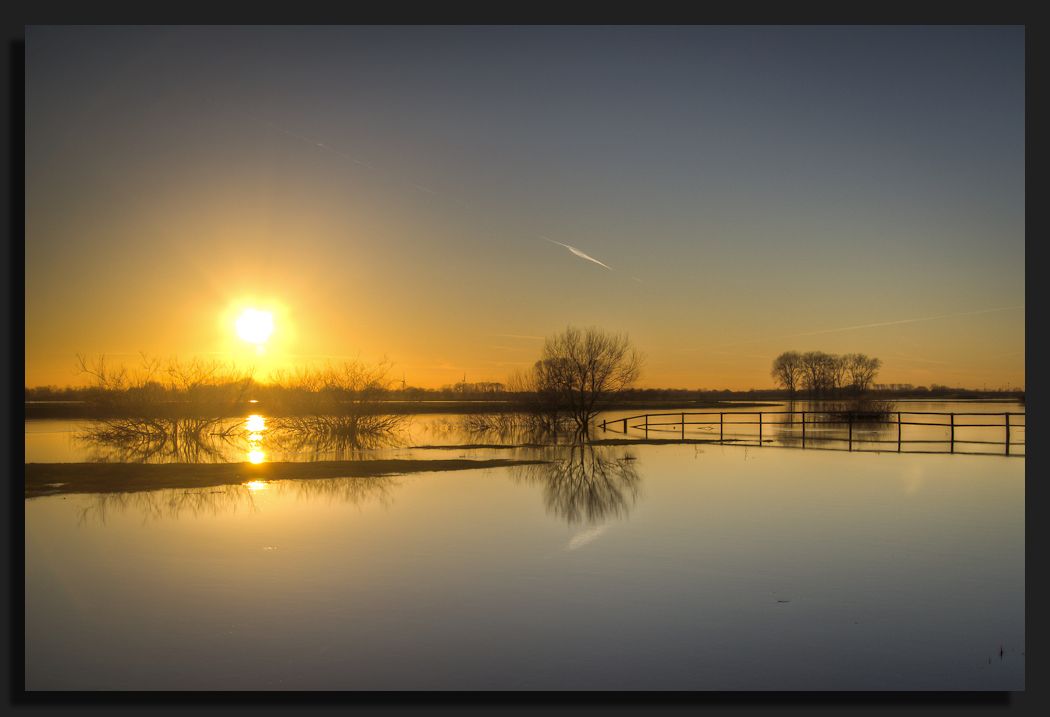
[889, 353, 950, 366]
[411, 182, 438, 195]
[694, 305, 1025, 352]
[541, 236, 613, 271]
[286, 353, 368, 360]
[790, 306, 1025, 339]
[709, 351, 772, 361]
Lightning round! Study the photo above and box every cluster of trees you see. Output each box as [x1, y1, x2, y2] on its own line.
[71, 353, 257, 415]
[770, 351, 882, 397]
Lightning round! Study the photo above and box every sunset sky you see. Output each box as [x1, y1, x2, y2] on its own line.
[25, 26, 1024, 390]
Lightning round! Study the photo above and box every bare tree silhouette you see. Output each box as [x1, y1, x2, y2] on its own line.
[526, 327, 642, 433]
[770, 351, 803, 395]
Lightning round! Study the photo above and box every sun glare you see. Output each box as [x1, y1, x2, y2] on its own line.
[236, 308, 274, 345]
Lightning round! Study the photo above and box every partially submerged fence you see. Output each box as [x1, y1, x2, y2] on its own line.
[599, 410, 1025, 456]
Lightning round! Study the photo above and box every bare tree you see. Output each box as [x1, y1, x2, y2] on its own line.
[829, 354, 847, 395]
[798, 351, 844, 397]
[841, 353, 882, 395]
[770, 351, 803, 394]
[531, 326, 642, 433]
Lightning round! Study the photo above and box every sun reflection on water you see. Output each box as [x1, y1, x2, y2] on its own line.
[245, 414, 267, 464]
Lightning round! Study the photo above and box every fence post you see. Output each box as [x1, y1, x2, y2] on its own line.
[950, 413, 955, 453]
[897, 412, 902, 452]
[801, 411, 806, 447]
[681, 413, 685, 440]
[1005, 413, 1010, 455]
[623, 417, 628, 434]
[644, 414, 648, 438]
[719, 413, 724, 442]
[848, 412, 853, 451]
[758, 412, 763, 445]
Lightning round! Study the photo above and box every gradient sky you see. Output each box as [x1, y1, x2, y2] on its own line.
[25, 26, 1025, 389]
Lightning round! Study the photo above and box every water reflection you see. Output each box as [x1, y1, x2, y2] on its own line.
[264, 415, 403, 460]
[73, 474, 400, 525]
[245, 414, 267, 463]
[75, 413, 407, 464]
[76, 483, 260, 526]
[510, 443, 641, 525]
[600, 400, 1024, 457]
[76, 417, 238, 464]
[60, 402, 1026, 467]
[63, 441, 635, 528]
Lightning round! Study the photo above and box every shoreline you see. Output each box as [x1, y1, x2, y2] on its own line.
[24, 458, 549, 498]
[22, 399, 783, 420]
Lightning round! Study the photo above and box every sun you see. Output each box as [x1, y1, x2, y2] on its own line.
[235, 308, 274, 345]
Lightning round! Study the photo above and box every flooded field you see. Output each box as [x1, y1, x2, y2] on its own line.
[24, 400, 1025, 465]
[24, 400, 1024, 690]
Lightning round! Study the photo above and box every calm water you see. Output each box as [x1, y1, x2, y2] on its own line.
[24, 401, 1024, 690]
[24, 400, 1026, 464]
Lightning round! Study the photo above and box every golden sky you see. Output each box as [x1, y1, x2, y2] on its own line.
[25, 27, 1025, 390]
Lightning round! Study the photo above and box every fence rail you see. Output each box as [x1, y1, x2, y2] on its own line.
[599, 410, 1025, 455]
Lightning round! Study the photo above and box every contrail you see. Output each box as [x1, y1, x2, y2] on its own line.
[564, 525, 608, 551]
[541, 236, 613, 271]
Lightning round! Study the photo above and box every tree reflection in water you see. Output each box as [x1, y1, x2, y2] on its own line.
[74, 474, 400, 526]
[510, 443, 641, 525]
[76, 415, 406, 464]
[70, 419, 641, 527]
[264, 417, 403, 461]
[76, 417, 239, 464]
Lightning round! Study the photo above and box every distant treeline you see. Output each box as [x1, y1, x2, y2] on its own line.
[25, 383, 1024, 405]
[25, 382, 515, 404]
[23, 349, 1023, 421]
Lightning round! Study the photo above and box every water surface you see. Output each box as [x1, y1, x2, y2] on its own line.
[25, 414, 1024, 690]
